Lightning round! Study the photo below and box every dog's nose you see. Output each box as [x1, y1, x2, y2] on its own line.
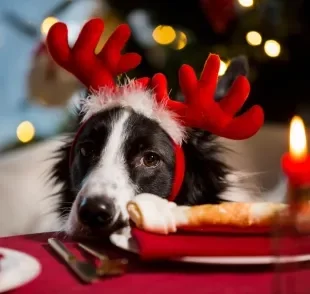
[77, 196, 116, 228]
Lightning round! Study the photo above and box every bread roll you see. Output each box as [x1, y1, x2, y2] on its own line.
[127, 193, 289, 234]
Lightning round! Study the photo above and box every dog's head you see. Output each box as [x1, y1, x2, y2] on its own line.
[56, 58, 251, 236]
[68, 105, 176, 234]
[48, 19, 263, 237]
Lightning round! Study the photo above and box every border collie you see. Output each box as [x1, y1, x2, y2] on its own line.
[49, 56, 257, 238]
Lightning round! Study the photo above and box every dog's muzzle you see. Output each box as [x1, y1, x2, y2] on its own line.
[77, 196, 119, 230]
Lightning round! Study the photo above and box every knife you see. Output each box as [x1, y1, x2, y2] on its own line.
[48, 238, 98, 283]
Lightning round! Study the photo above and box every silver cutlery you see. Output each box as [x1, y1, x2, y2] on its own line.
[78, 243, 128, 276]
[78, 243, 109, 262]
[48, 238, 98, 283]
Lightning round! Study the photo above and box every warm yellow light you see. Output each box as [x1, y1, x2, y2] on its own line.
[175, 32, 187, 50]
[238, 0, 254, 7]
[264, 40, 281, 57]
[41, 16, 59, 36]
[246, 31, 262, 46]
[152, 25, 176, 45]
[16, 121, 35, 143]
[289, 116, 308, 161]
[219, 60, 228, 76]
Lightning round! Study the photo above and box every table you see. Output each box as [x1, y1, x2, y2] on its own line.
[0, 233, 309, 294]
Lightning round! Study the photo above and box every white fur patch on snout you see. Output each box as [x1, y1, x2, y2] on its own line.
[63, 110, 136, 234]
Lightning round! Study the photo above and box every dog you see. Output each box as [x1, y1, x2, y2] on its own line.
[48, 55, 259, 238]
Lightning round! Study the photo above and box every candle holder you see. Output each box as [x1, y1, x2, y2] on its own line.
[272, 115, 310, 293]
[287, 184, 310, 204]
[272, 184, 310, 294]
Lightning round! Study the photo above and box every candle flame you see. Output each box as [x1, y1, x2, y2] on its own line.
[289, 116, 308, 161]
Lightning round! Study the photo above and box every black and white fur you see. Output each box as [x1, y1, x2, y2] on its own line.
[49, 56, 255, 237]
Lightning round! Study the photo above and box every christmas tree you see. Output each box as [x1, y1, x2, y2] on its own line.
[106, 0, 308, 123]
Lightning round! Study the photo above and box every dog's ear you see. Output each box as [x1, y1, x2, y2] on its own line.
[215, 55, 249, 101]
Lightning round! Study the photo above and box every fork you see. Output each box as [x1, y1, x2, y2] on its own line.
[48, 238, 98, 283]
[78, 243, 128, 276]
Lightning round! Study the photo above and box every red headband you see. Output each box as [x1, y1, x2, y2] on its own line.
[46, 18, 264, 202]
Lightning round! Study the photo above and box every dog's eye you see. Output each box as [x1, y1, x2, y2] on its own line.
[142, 152, 160, 167]
[79, 142, 95, 157]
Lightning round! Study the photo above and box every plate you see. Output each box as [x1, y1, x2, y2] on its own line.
[110, 229, 310, 265]
[0, 247, 41, 293]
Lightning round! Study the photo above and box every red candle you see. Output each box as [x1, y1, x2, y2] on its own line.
[282, 116, 310, 188]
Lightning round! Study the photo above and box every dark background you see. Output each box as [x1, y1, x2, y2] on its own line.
[107, 0, 310, 124]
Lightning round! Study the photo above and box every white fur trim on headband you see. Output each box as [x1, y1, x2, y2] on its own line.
[79, 80, 186, 145]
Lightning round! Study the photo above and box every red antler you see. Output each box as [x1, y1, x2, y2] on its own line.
[46, 18, 149, 91]
[151, 54, 264, 140]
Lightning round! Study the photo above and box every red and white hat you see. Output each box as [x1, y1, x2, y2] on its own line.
[46, 18, 264, 202]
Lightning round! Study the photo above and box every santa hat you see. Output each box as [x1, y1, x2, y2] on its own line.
[46, 18, 264, 202]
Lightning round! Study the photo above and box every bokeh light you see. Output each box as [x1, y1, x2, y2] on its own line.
[219, 60, 228, 76]
[264, 40, 281, 57]
[175, 32, 187, 50]
[246, 31, 262, 46]
[238, 0, 254, 7]
[16, 121, 35, 143]
[152, 25, 176, 45]
[41, 16, 59, 36]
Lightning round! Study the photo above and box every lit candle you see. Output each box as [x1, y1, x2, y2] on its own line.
[282, 116, 310, 204]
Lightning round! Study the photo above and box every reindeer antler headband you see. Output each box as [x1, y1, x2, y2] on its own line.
[46, 18, 264, 201]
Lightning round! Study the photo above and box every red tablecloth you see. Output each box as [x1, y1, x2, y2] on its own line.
[0, 233, 310, 294]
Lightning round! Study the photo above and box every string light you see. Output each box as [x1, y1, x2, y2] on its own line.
[219, 60, 228, 76]
[246, 31, 262, 46]
[41, 16, 59, 36]
[238, 0, 254, 7]
[16, 121, 35, 143]
[175, 32, 187, 50]
[264, 40, 281, 57]
[152, 25, 176, 45]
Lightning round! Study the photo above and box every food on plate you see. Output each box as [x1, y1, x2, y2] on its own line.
[127, 193, 290, 234]
[127, 194, 178, 234]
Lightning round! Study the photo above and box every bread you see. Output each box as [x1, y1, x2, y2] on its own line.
[127, 194, 290, 234]
[127, 194, 178, 234]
